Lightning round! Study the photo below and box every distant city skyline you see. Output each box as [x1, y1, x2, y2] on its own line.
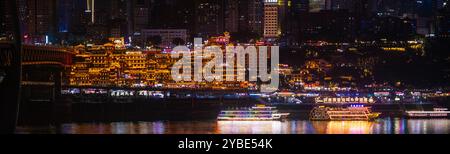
[1, 0, 448, 46]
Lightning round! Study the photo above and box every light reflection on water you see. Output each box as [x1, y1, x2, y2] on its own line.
[217, 121, 283, 134]
[17, 118, 450, 134]
[311, 121, 374, 134]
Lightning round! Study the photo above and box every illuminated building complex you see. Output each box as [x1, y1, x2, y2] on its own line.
[70, 39, 156, 87]
[69, 35, 259, 90]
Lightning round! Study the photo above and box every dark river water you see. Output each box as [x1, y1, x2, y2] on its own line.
[16, 117, 450, 134]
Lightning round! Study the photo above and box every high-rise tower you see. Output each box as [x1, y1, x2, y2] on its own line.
[264, 0, 279, 39]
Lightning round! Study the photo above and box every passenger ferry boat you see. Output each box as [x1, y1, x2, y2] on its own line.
[310, 105, 380, 121]
[405, 108, 450, 118]
[217, 105, 290, 121]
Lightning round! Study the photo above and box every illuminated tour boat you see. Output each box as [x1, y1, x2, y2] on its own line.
[310, 105, 381, 121]
[217, 105, 290, 121]
[405, 108, 450, 118]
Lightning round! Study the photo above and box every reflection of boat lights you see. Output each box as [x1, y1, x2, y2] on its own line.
[312, 121, 373, 134]
[112, 122, 129, 134]
[152, 122, 165, 134]
[217, 121, 282, 134]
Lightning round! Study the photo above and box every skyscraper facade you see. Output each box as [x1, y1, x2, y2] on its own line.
[194, 0, 225, 39]
[225, 0, 239, 33]
[248, 0, 264, 35]
[23, 0, 57, 44]
[264, 0, 279, 39]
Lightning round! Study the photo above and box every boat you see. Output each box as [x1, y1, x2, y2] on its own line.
[217, 104, 290, 121]
[310, 105, 380, 121]
[404, 108, 450, 118]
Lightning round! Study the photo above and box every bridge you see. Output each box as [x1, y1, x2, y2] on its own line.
[20, 45, 73, 96]
[22, 45, 73, 67]
[1, 41, 74, 128]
